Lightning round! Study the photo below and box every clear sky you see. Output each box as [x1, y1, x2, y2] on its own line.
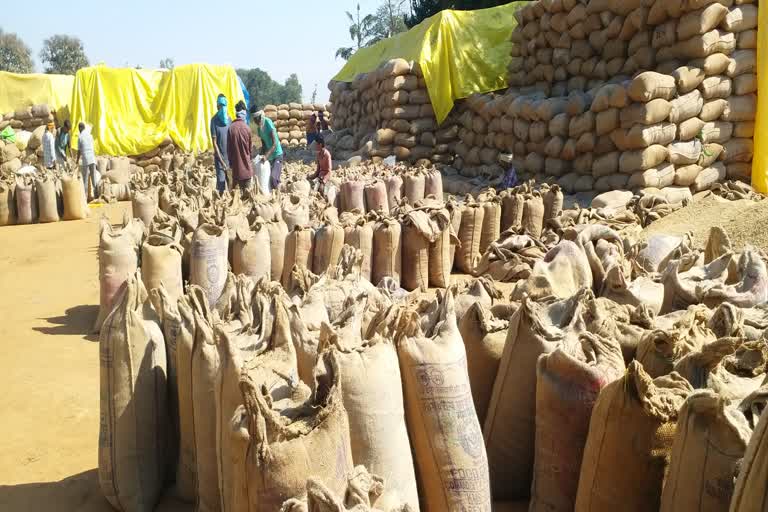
[3, 0, 389, 104]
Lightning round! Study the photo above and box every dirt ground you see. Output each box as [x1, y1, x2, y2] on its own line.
[0, 200, 527, 511]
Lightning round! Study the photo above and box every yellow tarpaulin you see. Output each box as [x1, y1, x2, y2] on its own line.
[752, 2, 767, 193]
[332, 3, 525, 123]
[0, 71, 75, 120]
[69, 63, 244, 156]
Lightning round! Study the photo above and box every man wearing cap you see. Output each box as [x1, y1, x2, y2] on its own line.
[227, 100, 254, 191]
[210, 93, 231, 193]
[42, 122, 57, 169]
[252, 108, 284, 189]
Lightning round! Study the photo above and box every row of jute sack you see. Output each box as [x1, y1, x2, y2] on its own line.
[0, 104, 55, 131]
[97, 219, 768, 512]
[507, 0, 757, 90]
[0, 172, 90, 226]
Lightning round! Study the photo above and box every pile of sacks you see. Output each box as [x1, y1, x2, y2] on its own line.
[0, 124, 55, 172]
[96, 176, 768, 512]
[264, 103, 332, 148]
[0, 104, 55, 131]
[0, 169, 91, 226]
[327, 59, 459, 165]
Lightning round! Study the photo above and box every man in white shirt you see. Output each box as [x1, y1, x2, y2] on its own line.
[42, 122, 56, 169]
[75, 122, 100, 200]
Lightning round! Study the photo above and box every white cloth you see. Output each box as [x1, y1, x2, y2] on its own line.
[77, 129, 97, 166]
[42, 131, 56, 168]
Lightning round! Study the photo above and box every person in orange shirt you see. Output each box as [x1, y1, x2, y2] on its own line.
[309, 135, 332, 194]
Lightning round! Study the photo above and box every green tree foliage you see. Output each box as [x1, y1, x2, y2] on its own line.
[237, 68, 303, 109]
[405, 0, 518, 27]
[40, 34, 89, 74]
[0, 28, 33, 73]
[159, 58, 175, 69]
[370, 0, 408, 44]
[335, 3, 378, 60]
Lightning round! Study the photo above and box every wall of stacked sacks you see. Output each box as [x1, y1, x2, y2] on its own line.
[263, 102, 332, 148]
[327, 59, 459, 166]
[0, 104, 58, 172]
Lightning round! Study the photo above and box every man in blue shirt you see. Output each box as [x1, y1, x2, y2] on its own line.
[252, 108, 284, 189]
[210, 94, 231, 193]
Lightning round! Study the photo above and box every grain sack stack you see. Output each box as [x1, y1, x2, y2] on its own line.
[327, 58, 458, 165]
[0, 105, 59, 168]
[0, 104, 56, 132]
[265, 102, 332, 148]
[130, 137, 177, 172]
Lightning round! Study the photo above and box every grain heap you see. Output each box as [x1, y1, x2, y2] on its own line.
[327, 58, 459, 165]
[484, 0, 759, 195]
[264, 102, 332, 148]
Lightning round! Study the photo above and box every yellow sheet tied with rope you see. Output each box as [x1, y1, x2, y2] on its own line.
[752, 2, 767, 193]
[332, 3, 526, 124]
[69, 63, 244, 155]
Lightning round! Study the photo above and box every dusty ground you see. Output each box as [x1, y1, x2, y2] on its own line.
[0, 202, 186, 511]
[0, 200, 526, 511]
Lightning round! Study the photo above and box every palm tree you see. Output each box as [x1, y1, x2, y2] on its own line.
[335, 3, 378, 60]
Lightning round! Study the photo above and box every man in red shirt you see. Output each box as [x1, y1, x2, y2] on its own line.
[227, 100, 254, 191]
[310, 135, 332, 194]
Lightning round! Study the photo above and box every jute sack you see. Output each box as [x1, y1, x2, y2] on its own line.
[267, 219, 289, 283]
[385, 175, 403, 208]
[313, 222, 345, 275]
[282, 194, 311, 230]
[574, 362, 693, 512]
[132, 188, 158, 227]
[35, 176, 59, 223]
[636, 306, 716, 378]
[456, 198, 485, 273]
[364, 180, 389, 214]
[619, 145, 668, 174]
[190, 224, 229, 307]
[62, 172, 89, 220]
[512, 241, 593, 301]
[668, 89, 704, 123]
[141, 234, 183, 301]
[620, 98, 672, 127]
[319, 301, 420, 511]
[428, 209, 456, 289]
[454, 277, 503, 321]
[216, 291, 298, 512]
[99, 272, 168, 512]
[485, 291, 587, 500]
[730, 387, 768, 511]
[500, 189, 525, 231]
[232, 350, 353, 511]
[478, 193, 502, 254]
[530, 333, 625, 512]
[521, 193, 544, 237]
[404, 172, 426, 204]
[0, 181, 15, 226]
[397, 291, 492, 511]
[372, 217, 402, 287]
[673, 65, 706, 94]
[95, 216, 144, 332]
[458, 302, 509, 425]
[627, 72, 678, 102]
[401, 208, 445, 292]
[342, 216, 374, 282]
[659, 390, 751, 512]
[668, 140, 702, 165]
[232, 221, 271, 283]
[282, 225, 314, 289]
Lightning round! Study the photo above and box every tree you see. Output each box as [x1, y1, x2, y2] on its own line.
[405, 0, 516, 28]
[311, 84, 318, 104]
[0, 28, 33, 73]
[159, 58, 175, 69]
[236, 68, 303, 109]
[335, 3, 378, 60]
[370, 0, 408, 43]
[40, 35, 89, 74]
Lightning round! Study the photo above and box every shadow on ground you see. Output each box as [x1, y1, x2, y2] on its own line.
[33, 305, 100, 342]
[0, 469, 191, 511]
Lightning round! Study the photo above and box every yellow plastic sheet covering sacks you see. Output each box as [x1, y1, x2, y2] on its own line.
[69, 64, 244, 156]
[332, 3, 525, 124]
[0, 72, 75, 120]
[752, 3, 768, 193]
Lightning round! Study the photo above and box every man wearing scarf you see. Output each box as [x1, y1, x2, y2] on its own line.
[251, 108, 284, 189]
[227, 100, 254, 190]
[210, 93, 231, 192]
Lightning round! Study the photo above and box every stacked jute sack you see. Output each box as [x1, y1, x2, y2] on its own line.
[327, 58, 459, 165]
[264, 102, 332, 148]
[494, 0, 759, 194]
[129, 137, 178, 172]
[0, 168, 91, 226]
[95, 153, 768, 512]
[0, 104, 55, 132]
[0, 124, 57, 172]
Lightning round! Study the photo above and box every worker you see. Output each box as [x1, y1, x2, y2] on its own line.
[75, 122, 99, 200]
[318, 110, 330, 131]
[252, 108, 284, 189]
[309, 134, 332, 194]
[55, 120, 71, 166]
[227, 100, 254, 191]
[42, 122, 57, 170]
[306, 112, 318, 147]
[210, 93, 231, 193]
